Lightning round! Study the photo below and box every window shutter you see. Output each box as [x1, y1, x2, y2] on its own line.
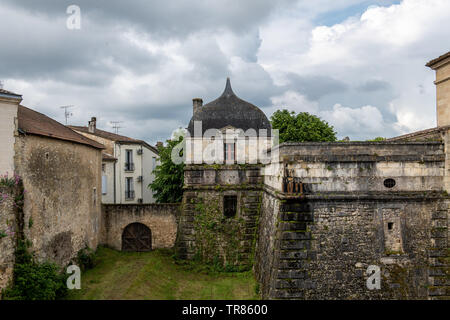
[102, 175, 107, 195]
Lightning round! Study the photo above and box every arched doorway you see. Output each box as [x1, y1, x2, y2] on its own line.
[121, 223, 152, 252]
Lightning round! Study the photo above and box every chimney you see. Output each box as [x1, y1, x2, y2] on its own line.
[88, 117, 97, 133]
[193, 98, 203, 114]
[156, 141, 163, 149]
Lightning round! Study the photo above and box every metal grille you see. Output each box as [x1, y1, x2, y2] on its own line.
[383, 178, 396, 188]
[124, 162, 135, 171]
[125, 190, 135, 199]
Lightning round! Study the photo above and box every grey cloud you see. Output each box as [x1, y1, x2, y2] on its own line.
[357, 79, 391, 92]
[286, 73, 349, 100]
[0, 10, 164, 86]
[3, 0, 434, 143]
[2, 0, 297, 38]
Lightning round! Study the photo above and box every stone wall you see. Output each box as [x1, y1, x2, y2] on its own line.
[255, 191, 449, 299]
[101, 204, 179, 250]
[305, 196, 438, 299]
[0, 186, 17, 292]
[14, 135, 103, 266]
[177, 164, 263, 269]
[264, 141, 445, 192]
[254, 141, 449, 299]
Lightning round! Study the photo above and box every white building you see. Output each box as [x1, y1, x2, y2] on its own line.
[0, 89, 22, 174]
[70, 118, 160, 204]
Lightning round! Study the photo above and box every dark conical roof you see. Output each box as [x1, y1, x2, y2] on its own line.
[187, 78, 271, 136]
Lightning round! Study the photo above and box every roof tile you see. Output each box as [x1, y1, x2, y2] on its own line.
[18, 105, 104, 149]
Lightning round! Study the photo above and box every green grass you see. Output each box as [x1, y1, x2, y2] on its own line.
[67, 246, 260, 300]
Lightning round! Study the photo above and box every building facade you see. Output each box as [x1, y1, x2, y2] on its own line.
[177, 53, 450, 299]
[0, 96, 104, 291]
[71, 119, 159, 204]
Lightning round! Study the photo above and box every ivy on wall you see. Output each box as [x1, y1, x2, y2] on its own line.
[192, 196, 247, 271]
[0, 172, 69, 300]
[0, 173, 22, 239]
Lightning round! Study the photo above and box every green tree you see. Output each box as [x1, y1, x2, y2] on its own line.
[368, 137, 386, 141]
[149, 135, 185, 203]
[270, 110, 337, 143]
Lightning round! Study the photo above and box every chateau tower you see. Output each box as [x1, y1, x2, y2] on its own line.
[176, 79, 272, 269]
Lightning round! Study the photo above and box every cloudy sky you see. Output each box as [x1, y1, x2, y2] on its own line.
[1, 0, 449, 143]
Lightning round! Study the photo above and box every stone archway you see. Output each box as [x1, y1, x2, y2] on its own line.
[121, 223, 152, 252]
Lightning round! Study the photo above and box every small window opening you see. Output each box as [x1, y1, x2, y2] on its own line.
[93, 187, 97, 206]
[388, 222, 394, 230]
[384, 178, 396, 188]
[224, 195, 237, 218]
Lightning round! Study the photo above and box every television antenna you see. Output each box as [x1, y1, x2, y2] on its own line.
[60, 105, 74, 125]
[110, 121, 124, 134]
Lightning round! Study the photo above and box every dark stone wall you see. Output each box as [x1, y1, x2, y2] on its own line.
[255, 191, 450, 299]
[255, 192, 315, 299]
[177, 165, 263, 269]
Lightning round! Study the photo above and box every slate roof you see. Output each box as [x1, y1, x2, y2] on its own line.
[69, 125, 159, 154]
[187, 78, 271, 136]
[18, 105, 105, 149]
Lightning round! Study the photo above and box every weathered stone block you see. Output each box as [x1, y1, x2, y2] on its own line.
[281, 232, 311, 240]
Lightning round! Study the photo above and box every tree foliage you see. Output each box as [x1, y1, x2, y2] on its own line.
[149, 135, 185, 203]
[270, 110, 337, 143]
[368, 137, 386, 141]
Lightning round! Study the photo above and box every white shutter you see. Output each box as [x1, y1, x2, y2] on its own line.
[102, 175, 107, 195]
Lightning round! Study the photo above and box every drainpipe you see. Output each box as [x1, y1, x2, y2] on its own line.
[113, 159, 117, 204]
[141, 145, 143, 203]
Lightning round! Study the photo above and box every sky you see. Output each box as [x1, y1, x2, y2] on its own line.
[1, 0, 449, 143]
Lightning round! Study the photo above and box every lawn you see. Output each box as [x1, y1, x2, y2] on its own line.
[67, 246, 260, 300]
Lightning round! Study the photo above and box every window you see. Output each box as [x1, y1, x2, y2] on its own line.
[125, 149, 134, 171]
[152, 157, 157, 171]
[224, 195, 237, 218]
[383, 178, 396, 188]
[102, 164, 106, 173]
[93, 188, 97, 206]
[224, 143, 235, 163]
[125, 177, 134, 199]
[388, 222, 394, 230]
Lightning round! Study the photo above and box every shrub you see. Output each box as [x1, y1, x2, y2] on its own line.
[4, 262, 68, 300]
[3, 240, 68, 300]
[76, 247, 97, 271]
